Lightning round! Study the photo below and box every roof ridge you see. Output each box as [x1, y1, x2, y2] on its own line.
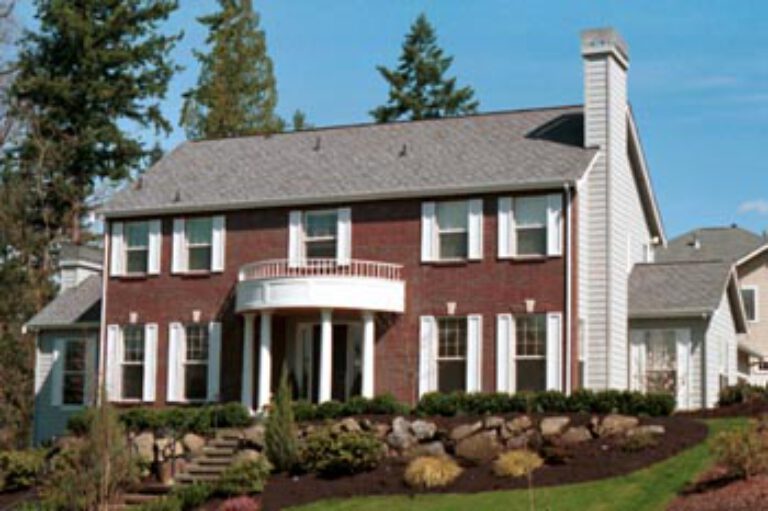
[636, 259, 731, 267]
[188, 104, 585, 144]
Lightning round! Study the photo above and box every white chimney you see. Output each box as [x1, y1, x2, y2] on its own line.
[58, 243, 102, 294]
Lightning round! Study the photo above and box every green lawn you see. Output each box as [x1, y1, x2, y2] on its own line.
[289, 418, 746, 511]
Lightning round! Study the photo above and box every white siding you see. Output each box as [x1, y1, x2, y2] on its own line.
[707, 291, 739, 405]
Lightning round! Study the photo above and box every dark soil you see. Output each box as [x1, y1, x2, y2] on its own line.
[678, 400, 768, 419]
[261, 414, 707, 511]
[669, 474, 768, 511]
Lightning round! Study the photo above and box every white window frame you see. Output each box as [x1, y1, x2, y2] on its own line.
[185, 217, 214, 272]
[124, 221, 150, 275]
[514, 313, 548, 391]
[61, 338, 88, 408]
[183, 323, 210, 403]
[498, 194, 562, 259]
[742, 286, 759, 323]
[435, 201, 469, 261]
[121, 325, 145, 402]
[436, 316, 468, 392]
[514, 197, 548, 258]
[303, 209, 339, 260]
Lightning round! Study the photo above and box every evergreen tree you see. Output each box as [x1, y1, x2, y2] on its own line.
[265, 367, 298, 472]
[291, 109, 311, 131]
[181, 0, 283, 140]
[10, 0, 181, 243]
[371, 13, 478, 122]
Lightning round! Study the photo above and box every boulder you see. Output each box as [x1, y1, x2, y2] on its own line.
[243, 424, 266, 448]
[405, 441, 446, 458]
[599, 414, 639, 437]
[627, 425, 665, 437]
[411, 420, 437, 441]
[450, 421, 483, 442]
[235, 448, 264, 464]
[559, 426, 592, 445]
[133, 432, 155, 463]
[484, 416, 505, 430]
[506, 434, 530, 450]
[506, 415, 533, 435]
[372, 423, 390, 440]
[337, 417, 361, 433]
[540, 416, 570, 437]
[182, 433, 206, 457]
[387, 417, 416, 451]
[455, 430, 503, 464]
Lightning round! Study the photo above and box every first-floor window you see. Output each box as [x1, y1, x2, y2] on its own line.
[516, 314, 547, 391]
[62, 339, 87, 405]
[437, 317, 467, 393]
[122, 325, 145, 400]
[184, 324, 209, 401]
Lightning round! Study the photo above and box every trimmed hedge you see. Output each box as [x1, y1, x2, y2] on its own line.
[67, 402, 251, 435]
[0, 449, 46, 491]
[718, 382, 768, 407]
[293, 394, 409, 422]
[416, 389, 675, 417]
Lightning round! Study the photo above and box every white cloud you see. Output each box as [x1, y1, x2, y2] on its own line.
[739, 199, 768, 215]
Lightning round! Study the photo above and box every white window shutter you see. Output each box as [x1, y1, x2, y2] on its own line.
[172, 218, 187, 274]
[288, 211, 303, 268]
[468, 199, 484, 260]
[51, 339, 64, 406]
[336, 207, 352, 266]
[546, 312, 563, 391]
[496, 314, 514, 392]
[421, 202, 436, 262]
[497, 198, 513, 258]
[466, 315, 483, 392]
[143, 324, 158, 402]
[211, 215, 226, 272]
[547, 194, 563, 256]
[110, 222, 125, 276]
[106, 325, 122, 401]
[167, 323, 185, 402]
[148, 220, 162, 275]
[207, 322, 222, 402]
[419, 316, 437, 396]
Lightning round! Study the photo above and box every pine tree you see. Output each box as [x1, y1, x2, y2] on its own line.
[9, 0, 181, 243]
[265, 367, 298, 472]
[291, 110, 311, 131]
[371, 13, 478, 122]
[181, 0, 283, 140]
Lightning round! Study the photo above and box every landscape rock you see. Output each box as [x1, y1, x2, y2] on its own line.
[155, 438, 184, 460]
[506, 415, 533, 435]
[372, 423, 390, 440]
[235, 448, 264, 464]
[406, 441, 446, 458]
[484, 416, 505, 430]
[450, 421, 483, 442]
[599, 414, 640, 437]
[387, 417, 416, 451]
[455, 430, 503, 464]
[243, 424, 266, 448]
[540, 416, 570, 437]
[627, 425, 665, 437]
[337, 417, 361, 433]
[133, 432, 155, 462]
[559, 426, 592, 445]
[411, 420, 437, 441]
[182, 433, 206, 457]
[506, 434, 530, 450]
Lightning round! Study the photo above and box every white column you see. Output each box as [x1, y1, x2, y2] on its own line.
[362, 312, 375, 398]
[257, 311, 273, 410]
[241, 313, 255, 412]
[319, 309, 333, 402]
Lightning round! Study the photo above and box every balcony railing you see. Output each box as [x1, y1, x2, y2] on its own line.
[238, 258, 403, 282]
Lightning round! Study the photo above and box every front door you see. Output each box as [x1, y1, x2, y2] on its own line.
[630, 329, 691, 409]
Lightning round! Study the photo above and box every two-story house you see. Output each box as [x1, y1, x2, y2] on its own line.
[29, 27, 748, 444]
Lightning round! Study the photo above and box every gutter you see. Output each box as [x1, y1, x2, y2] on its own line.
[97, 226, 109, 405]
[564, 183, 573, 394]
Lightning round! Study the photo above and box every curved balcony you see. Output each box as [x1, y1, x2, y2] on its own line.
[236, 258, 405, 313]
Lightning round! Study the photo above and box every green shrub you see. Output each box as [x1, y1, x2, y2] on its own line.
[170, 483, 213, 510]
[719, 383, 767, 407]
[416, 392, 464, 416]
[404, 456, 462, 489]
[567, 389, 597, 413]
[299, 428, 383, 477]
[0, 449, 46, 491]
[136, 496, 183, 511]
[217, 457, 272, 496]
[265, 369, 299, 472]
[712, 420, 768, 478]
[533, 391, 569, 413]
[621, 431, 659, 452]
[292, 394, 409, 421]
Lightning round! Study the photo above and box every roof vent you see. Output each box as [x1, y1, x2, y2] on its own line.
[731, 223, 738, 229]
[173, 189, 182, 203]
[688, 235, 701, 250]
[399, 143, 407, 157]
[313, 137, 321, 151]
[134, 176, 143, 191]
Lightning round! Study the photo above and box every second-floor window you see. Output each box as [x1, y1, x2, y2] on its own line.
[742, 287, 758, 322]
[125, 221, 150, 274]
[436, 201, 469, 260]
[514, 197, 548, 256]
[304, 210, 338, 259]
[186, 217, 213, 271]
[421, 199, 483, 262]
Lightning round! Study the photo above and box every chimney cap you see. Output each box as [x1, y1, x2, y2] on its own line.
[581, 27, 629, 67]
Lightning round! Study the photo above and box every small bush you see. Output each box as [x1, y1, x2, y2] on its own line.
[404, 456, 463, 489]
[265, 369, 299, 472]
[719, 383, 767, 407]
[171, 483, 213, 510]
[299, 428, 383, 477]
[712, 421, 768, 478]
[0, 449, 46, 491]
[621, 432, 659, 452]
[136, 497, 183, 511]
[217, 496, 261, 511]
[292, 394, 409, 422]
[216, 457, 272, 496]
[494, 450, 544, 478]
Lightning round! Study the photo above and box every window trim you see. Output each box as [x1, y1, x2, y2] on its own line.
[183, 323, 210, 403]
[435, 200, 469, 262]
[514, 313, 548, 392]
[742, 286, 759, 323]
[435, 316, 469, 392]
[513, 196, 548, 258]
[60, 338, 88, 408]
[123, 220, 150, 276]
[185, 217, 214, 273]
[303, 209, 339, 260]
[121, 324, 145, 402]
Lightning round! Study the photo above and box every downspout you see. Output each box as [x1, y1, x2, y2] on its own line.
[97, 221, 109, 405]
[564, 183, 573, 395]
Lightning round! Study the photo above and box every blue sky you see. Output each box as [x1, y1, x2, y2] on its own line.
[17, 1, 768, 237]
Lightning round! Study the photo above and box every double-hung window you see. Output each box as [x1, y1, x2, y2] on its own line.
[514, 197, 548, 256]
[184, 324, 209, 401]
[304, 210, 338, 259]
[515, 314, 547, 392]
[436, 317, 468, 393]
[742, 287, 758, 322]
[436, 201, 469, 260]
[125, 221, 150, 274]
[62, 339, 87, 406]
[498, 194, 562, 258]
[186, 217, 213, 271]
[122, 325, 145, 400]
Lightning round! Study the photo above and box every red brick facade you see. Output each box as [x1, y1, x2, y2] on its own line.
[104, 190, 578, 406]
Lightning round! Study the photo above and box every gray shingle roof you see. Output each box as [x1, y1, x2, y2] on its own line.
[59, 243, 102, 266]
[656, 226, 764, 264]
[629, 261, 733, 318]
[102, 106, 597, 217]
[26, 275, 101, 329]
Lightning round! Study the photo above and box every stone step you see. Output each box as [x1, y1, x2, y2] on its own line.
[197, 456, 233, 466]
[186, 463, 228, 475]
[209, 438, 239, 449]
[123, 493, 160, 506]
[132, 482, 173, 495]
[202, 446, 237, 457]
[216, 428, 244, 441]
[176, 473, 222, 484]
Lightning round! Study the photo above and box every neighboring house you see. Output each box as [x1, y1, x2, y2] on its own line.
[26, 244, 102, 445]
[736, 242, 768, 384]
[33, 27, 743, 443]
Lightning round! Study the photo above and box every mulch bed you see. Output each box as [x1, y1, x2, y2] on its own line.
[669, 473, 768, 511]
[261, 414, 707, 511]
[678, 400, 768, 419]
